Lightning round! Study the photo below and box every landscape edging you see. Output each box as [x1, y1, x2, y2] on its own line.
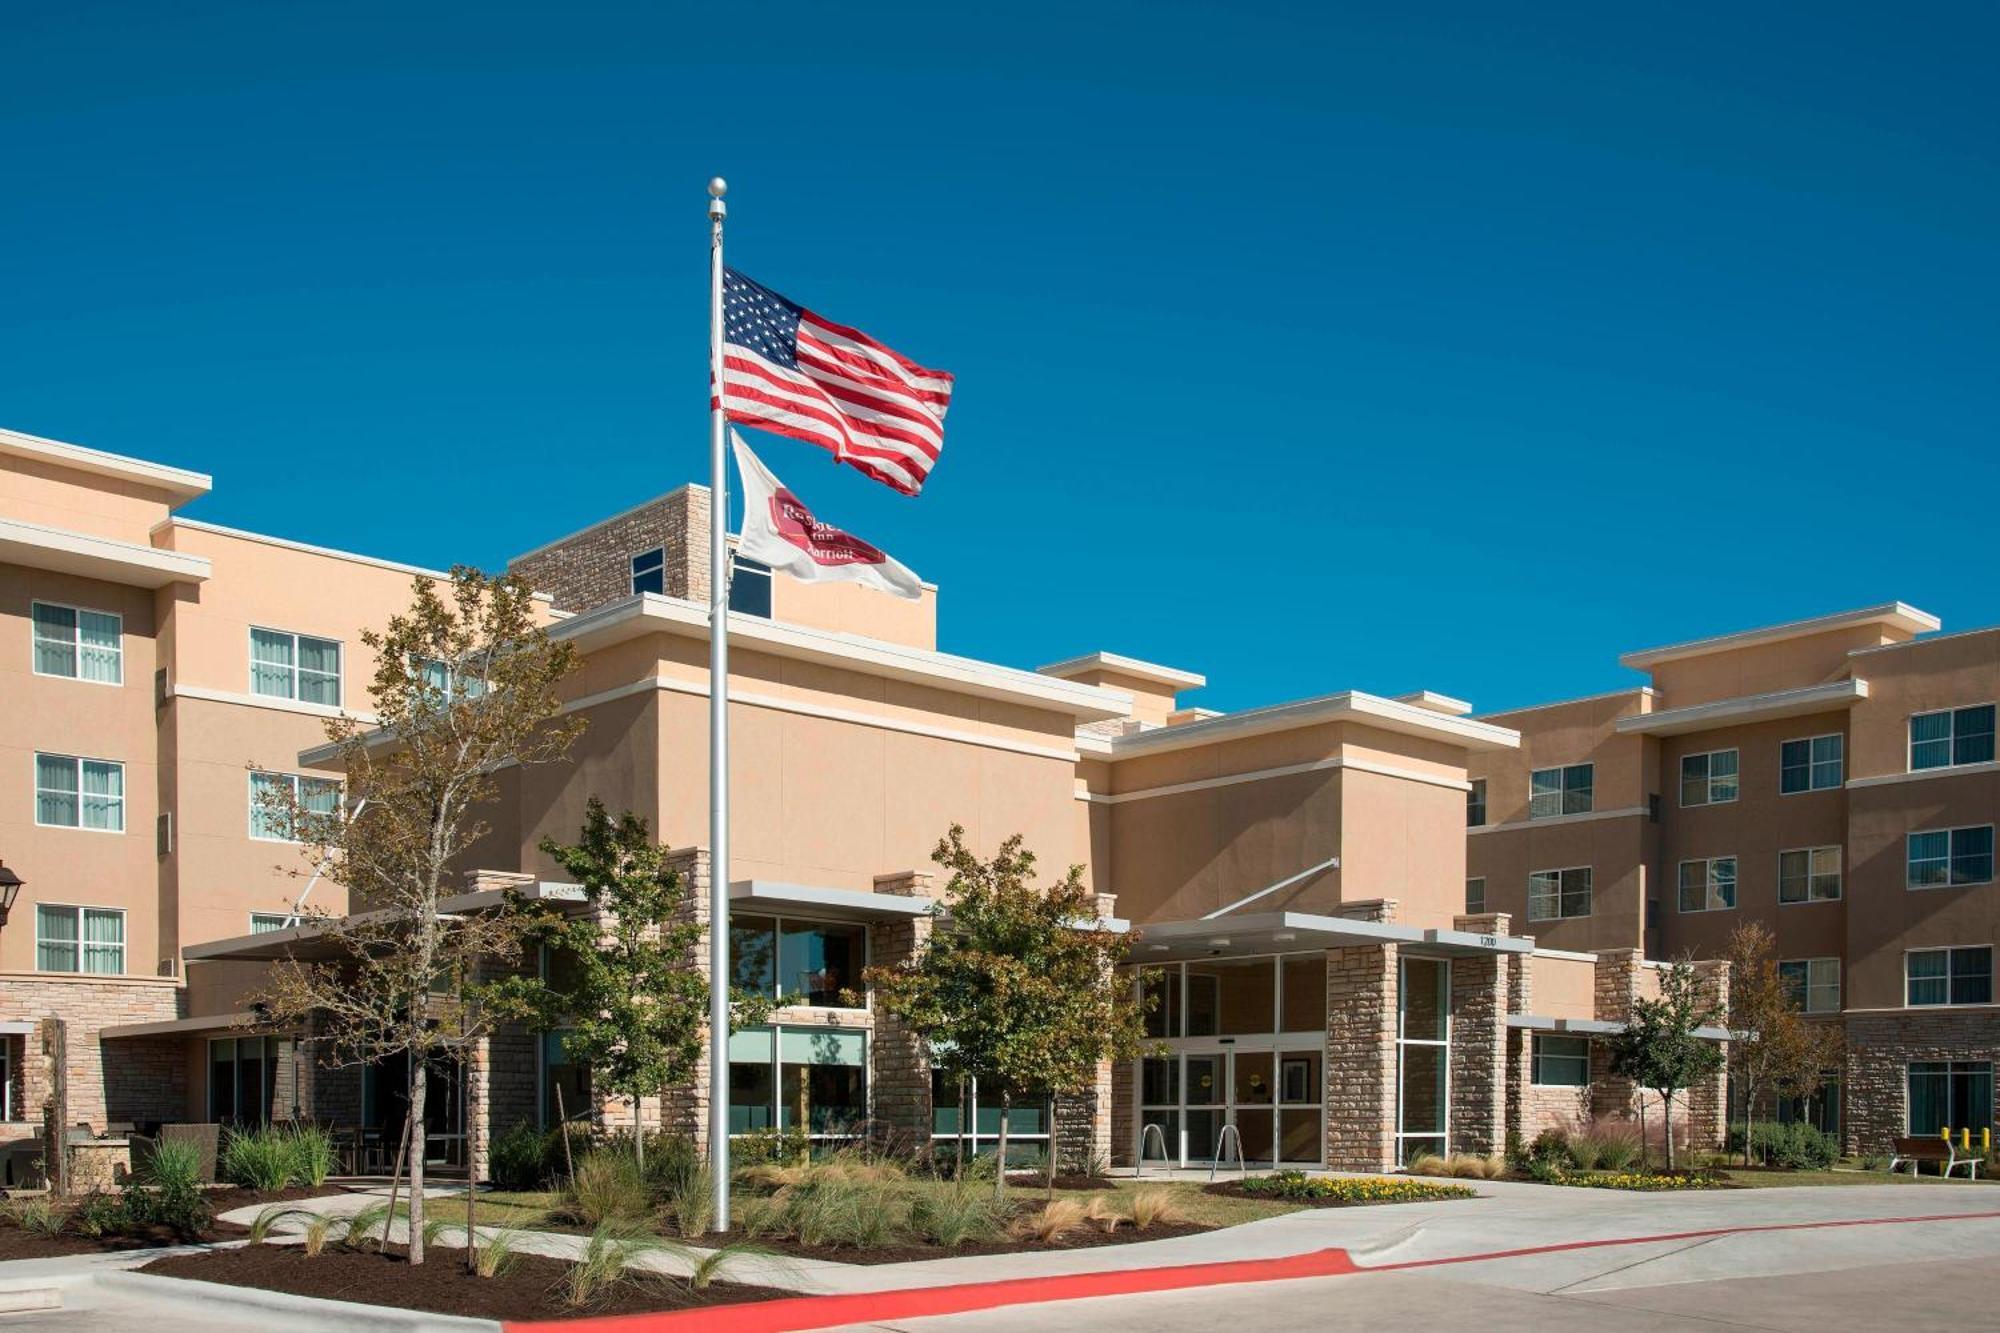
[95, 1268, 503, 1333]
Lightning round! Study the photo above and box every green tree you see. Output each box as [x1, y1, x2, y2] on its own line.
[1606, 959, 1726, 1173]
[867, 826, 1149, 1198]
[1726, 923, 1842, 1166]
[258, 569, 581, 1266]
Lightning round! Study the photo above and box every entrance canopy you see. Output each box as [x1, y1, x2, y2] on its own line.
[1131, 910, 1532, 964]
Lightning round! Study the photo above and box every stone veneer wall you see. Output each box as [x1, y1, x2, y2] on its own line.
[652, 847, 713, 1147]
[1448, 913, 1511, 1156]
[509, 485, 709, 612]
[1683, 959, 1730, 1152]
[1844, 1008, 2000, 1156]
[6, 977, 183, 1139]
[1323, 900, 1400, 1171]
[1054, 1062, 1113, 1173]
[1109, 1056, 1136, 1167]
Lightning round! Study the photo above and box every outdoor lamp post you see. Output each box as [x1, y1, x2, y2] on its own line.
[0, 861, 23, 928]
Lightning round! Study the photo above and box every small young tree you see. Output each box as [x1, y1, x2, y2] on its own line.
[258, 569, 581, 1265]
[1606, 959, 1726, 1173]
[1725, 923, 1842, 1166]
[503, 800, 768, 1175]
[867, 826, 1148, 1199]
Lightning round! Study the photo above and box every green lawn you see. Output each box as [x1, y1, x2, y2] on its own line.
[1713, 1167, 1997, 1188]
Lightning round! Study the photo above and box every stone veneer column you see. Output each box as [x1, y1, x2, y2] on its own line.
[655, 846, 713, 1151]
[866, 870, 936, 1146]
[1684, 958, 1731, 1152]
[1590, 949, 1644, 1123]
[1504, 932, 1535, 1152]
[1448, 913, 1512, 1157]
[1323, 900, 1400, 1171]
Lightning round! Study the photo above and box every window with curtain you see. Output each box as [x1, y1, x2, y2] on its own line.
[1779, 734, 1843, 793]
[36, 905, 123, 974]
[250, 912, 295, 934]
[1907, 1061, 1992, 1137]
[249, 771, 342, 841]
[1529, 764, 1592, 818]
[1778, 958, 1841, 1013]
[1909, 704, 1996, 771]
[31, 603, 122, 684]
[1528, 866, 1592, 920]
[1906, 826, 1995, 889]
[1532, 1034, 1590, 1086]
[1905, 947, 1992, 1007]
[1779, 846, 1842, 903]
[35, 754, 123, 831]
[1678, 857, 1737, 913]
[250, 628, 341, 705]
[1680, 749, 1739, 806]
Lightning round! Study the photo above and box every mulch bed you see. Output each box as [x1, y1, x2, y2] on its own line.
[0, 1185, 340, 1259]
[701, 1216, 1212, 1265]
[1006, 1172, 1120, 1191]
[140, 1243, 787, 1321]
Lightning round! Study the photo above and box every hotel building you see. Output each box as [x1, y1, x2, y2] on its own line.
[0, 424, 1986, 1179]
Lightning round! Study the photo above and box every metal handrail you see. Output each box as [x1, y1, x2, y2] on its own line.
[1137, 1122, 1170, 1178]
[1210, 1123, 1245, 1181]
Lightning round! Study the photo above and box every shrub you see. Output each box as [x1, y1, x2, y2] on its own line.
[490, 1121, 550, 1192]
[1594, 1133, 1643, 1173]
[1527, 1128, 1571, 1165]
[1726, 1121, 1837, 1170]
[1567, 1135, 1605, 1171]
[908, 1177, 1005, 1246]
[69, 1193, 125, 1239]
[122, 1180, 213, 1241]
[1858, 1153, 1889, 1172]
[286, 1125, 338, 1188]
[1127, 1187, 1190, 1229]
[7, 1199, 64, 1239]
[1523, 1156, 1565, 1184]
[556, 1151, 652, 1227]
[731, 1127, 811, 1168]
[221, 1126, 295, 1193]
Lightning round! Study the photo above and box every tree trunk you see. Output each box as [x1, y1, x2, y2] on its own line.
[1661, 1090, 1676, 1173]
[408, 1060, 428, 1264]
[993, 1093, 1010, 1202]
[1742, 1078, 1757, 1168]
[955, 1075, 968, 1176]
[633, 1097, 644, 1174]
[465, 1080, 479, 1275]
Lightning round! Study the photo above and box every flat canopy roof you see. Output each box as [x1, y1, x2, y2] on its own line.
[1619, 602, 1938, 669]
[1509, 1014, 1733, 1041]
[1129, 910, 1532, 963]
[183, 881, 591, 964]
[101, 1011, 269, 1040]
[732, 879, 933, 922]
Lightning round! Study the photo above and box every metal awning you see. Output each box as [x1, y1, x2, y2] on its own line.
[1509, 1014, 1733, 1040]
[730, 879, 935, 923]
[1129, 910, 1533, 963]
[100, 1011, 271, 1040]
[183, 880, 593, 964]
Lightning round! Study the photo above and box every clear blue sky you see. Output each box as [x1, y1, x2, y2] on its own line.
[5, 2, 1995, 713]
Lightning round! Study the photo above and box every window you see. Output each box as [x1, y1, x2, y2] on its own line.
[1529, 764, 1592, 818]
[249, 771, 343, 842]
[250, 628, 341, 705]
[1906, 826, 1995, 889]
[1677, 857, 1737, 913]
[1466, 779, 1486, 828]
[1907, 1061, 1993, 1137]
[1778, 958, 1841, 1014]
[1532, 1034, 1590, 1086]
[1396, 957, 1450, 1163]
[0, 1041, 10, 1121]
[729, 915, 867, 1008]
[409, 653, 488, 702]
[1780, 734, 1843, 793]
[1465, 877, 1486, 915]
[209, 1036, 285, 1125]
[1779, 847, 1842, 904]
[630, 547, 665, 595]
[35, 905, 124, 974]
[250, 912, 295, 934]
[1528, 866, 1592, 921]
[728, 554, 772, 618]
[1680, 749, 1739, 807]
[1906, 947, 1992, 1007]
[1909, 704, 1996, 771]
[31, 603, 122, 684]
[34, 754, 124, 831]
[930, 1072, 1051, 1163]
[727, 1025, 867, 1140]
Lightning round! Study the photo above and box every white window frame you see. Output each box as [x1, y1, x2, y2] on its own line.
[34, 903, 126, 975]
[33, 753, 125, 833]
[1778, 957, 1841, 1014]
[629, 547, 666, 595]
[1531, 1033, 1591, 1087]
[248, 627, 343, 706]
[248, 771, 344, 843]
[249, 911, 297, 934]
[30, 601, 123, 686]
[1677, 856, 1738, 913]
[1778, 846, 1842, 904]
[1778, 733, 1843, 794]
[1908, 703, 1997, 772]
[1906, 825, 1996, 890]
[1904, 946, 1994, 1008]
[1680, 749, 1740, 807]
[727, 1022, 871, 1144]
[1528, 866, 1592, 921]
[1528, 764, 1593, 819]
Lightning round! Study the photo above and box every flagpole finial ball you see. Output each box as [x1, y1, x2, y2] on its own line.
[708, 177, 728, 199]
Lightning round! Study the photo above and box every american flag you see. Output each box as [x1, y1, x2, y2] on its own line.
[720, 268, 954, 496]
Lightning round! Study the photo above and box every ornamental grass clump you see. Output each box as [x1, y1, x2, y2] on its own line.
[1126, 1187, 1191, 1230]
[285, 1124, 339, 1188]
[221, 1126, 296, 1193]
[555, 1150, 652, 1227]
[908, 1177, 1006, 1247]
[563, 1224, 668, 1309]
[1009, 1197, 1089, 1244]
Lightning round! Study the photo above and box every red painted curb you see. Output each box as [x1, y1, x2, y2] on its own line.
[503, 1207, 2000, 1333]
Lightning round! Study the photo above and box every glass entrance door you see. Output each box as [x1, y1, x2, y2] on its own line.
[1140, 1048, 1324, 1167]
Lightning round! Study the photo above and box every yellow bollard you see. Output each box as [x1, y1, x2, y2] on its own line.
[1963, 1127, 1973, 1152]
[1985, 1127, 1992, 1154]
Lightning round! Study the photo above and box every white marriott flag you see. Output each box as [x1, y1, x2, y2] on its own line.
[732, 432, 923, 601]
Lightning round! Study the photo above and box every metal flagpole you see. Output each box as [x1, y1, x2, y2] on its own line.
[705, 174, 732, 1233]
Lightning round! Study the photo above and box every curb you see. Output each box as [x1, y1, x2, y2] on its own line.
[97, 1269, 502, 1333]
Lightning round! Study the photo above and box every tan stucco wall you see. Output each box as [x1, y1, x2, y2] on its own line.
[769, 576, 937, 653]
[0, 452, 178, 544]
[1643, 623, 1907, 710]
[1526, 952, 1597, 1020]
